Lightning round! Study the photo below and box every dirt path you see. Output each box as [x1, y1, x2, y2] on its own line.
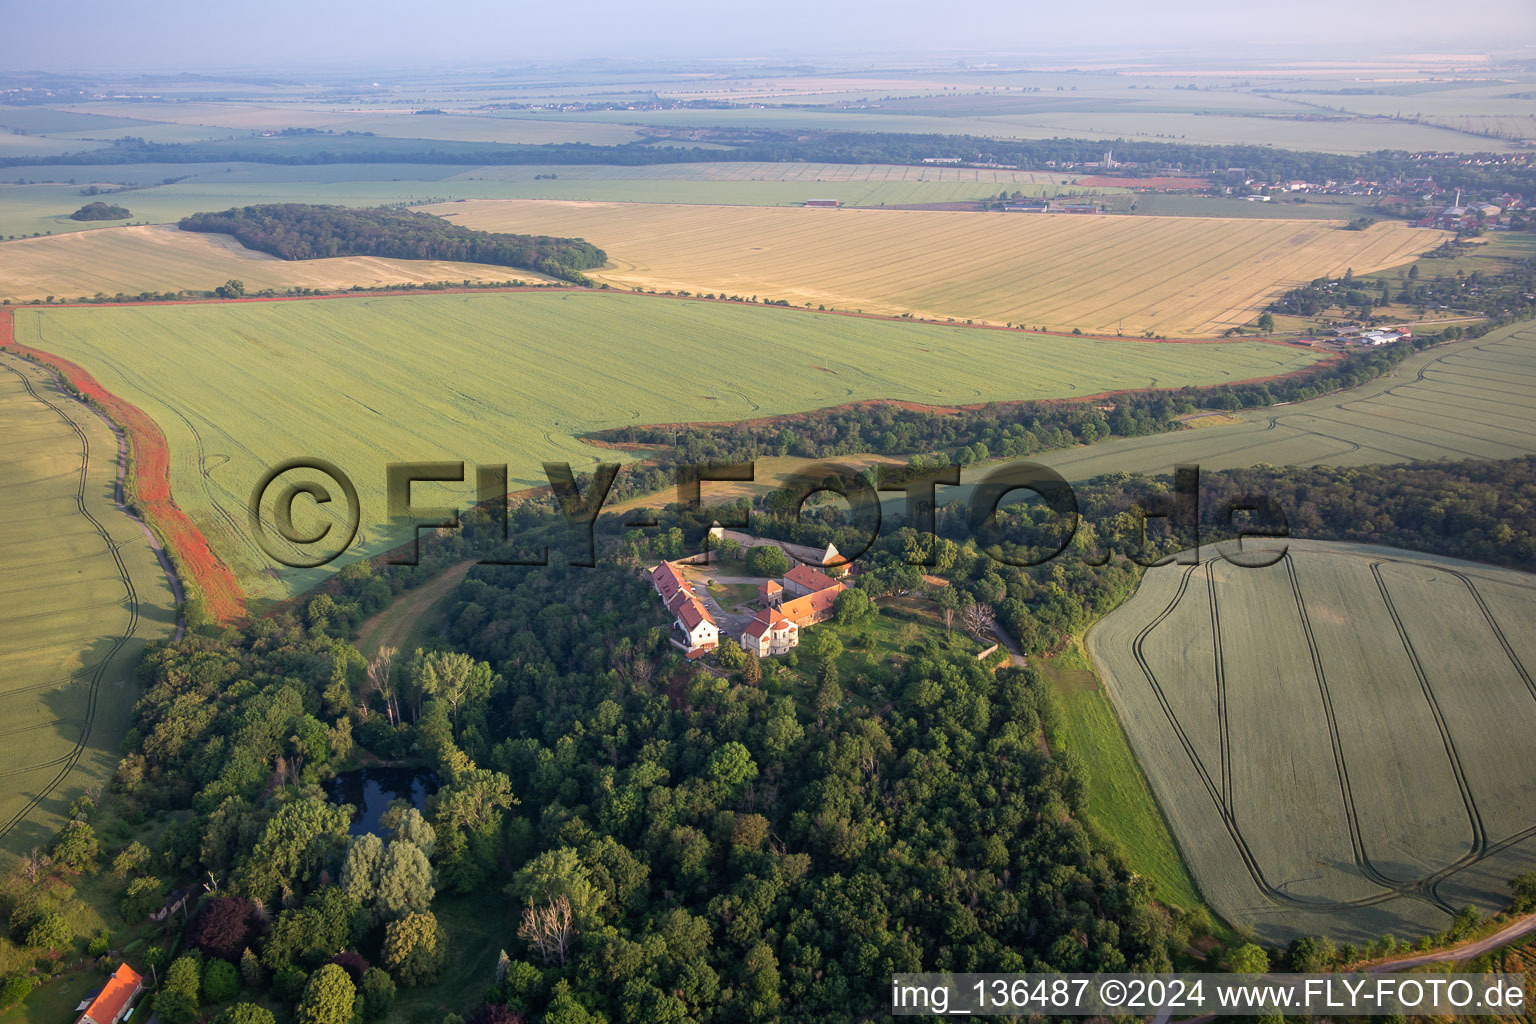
[1147, 913, 1536, 1024]
[355, 560, 475, 660]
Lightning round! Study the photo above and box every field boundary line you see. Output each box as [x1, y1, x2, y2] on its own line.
[2, 308, 242, 624]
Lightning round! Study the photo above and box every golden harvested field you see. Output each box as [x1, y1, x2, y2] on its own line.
[428, 201, 1447, 336]
[0, 225, 555, 301]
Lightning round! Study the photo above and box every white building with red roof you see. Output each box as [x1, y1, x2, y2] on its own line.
[74, 963, 144, 1024]
[741, 607, 799, 657]
[652, 562, 717, 657]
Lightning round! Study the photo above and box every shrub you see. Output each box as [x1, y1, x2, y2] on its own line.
[0, 976, 34, 1011]
[203, 957, 240, 1003]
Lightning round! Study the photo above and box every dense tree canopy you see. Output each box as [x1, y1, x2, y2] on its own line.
[178, 204, 605, 283]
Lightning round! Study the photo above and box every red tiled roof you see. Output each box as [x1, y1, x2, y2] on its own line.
[676, 595, 716, 630]
[79, 963, 142, 1024]
[779, 582, 846, 625]
[652, 561, 688, 597]
[759, 579, 782, 595]
[743, 610, 773, 639]
[784, 563, 841, 593]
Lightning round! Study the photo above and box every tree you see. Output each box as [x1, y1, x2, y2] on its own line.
[215, 279, 246, 299]
[112, 841, 150, 879]
[368, 645, 401, 725]
[296, 964, 356, 1024]
[154, 990, 199, 1024]
[190, 896, 257, 962]
[706, 742, 758, 791]
[235, 797, 351, 904]
[164, 954, 202, 1003]
[1287, 935, 1333, 972]
[1510, 871, 1536, 913]
[24, 912, 71, 952]
[377, 841, 434, 920]
[469, 1004, 527, 1024]
[203, 958, 240, 1003]
[0, 976, 35, 1011]
[543, 980, 600, 1024]
[960, 602, 997, 641]
[518, 895, 576, 967]
[122, 876, 166, 920]
[1228, 942, 1269, 973]
[807, 630, 842, 663]
[240, 947, 265, 990]
[1257, 312, 1276, 334]
[411, 650, 496, 724]
[745, 545, 789, 578]
[212, 1004, 277, 1024]
[833, 588, 872, 625]
[509, 847, 602, 928]
[382, 911, 447, 987]
[381, 805, 436, 857]
[52, 820, 99, 872]
[360, 967, 396, 1018]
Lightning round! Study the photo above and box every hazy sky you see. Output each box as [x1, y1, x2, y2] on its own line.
[4, 0, 1535, 73]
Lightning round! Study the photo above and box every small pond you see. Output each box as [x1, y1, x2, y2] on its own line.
[326, 766, 438, 837]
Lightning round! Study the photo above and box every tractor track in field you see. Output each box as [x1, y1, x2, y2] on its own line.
[1128, 550, 1536, 918]
[1285, 557, 1455, 907]
[0, 357, 140, 841]
[1370, 560, 1489, 876]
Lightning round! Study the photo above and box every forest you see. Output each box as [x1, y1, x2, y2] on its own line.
[177, 204, 607, 284]
[3, 450, 1534, 1022]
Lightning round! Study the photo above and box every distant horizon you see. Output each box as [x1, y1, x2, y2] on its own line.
[3, 0, 1535, 77]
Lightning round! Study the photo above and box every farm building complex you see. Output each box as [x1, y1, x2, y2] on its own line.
[651, 546, 851, 659]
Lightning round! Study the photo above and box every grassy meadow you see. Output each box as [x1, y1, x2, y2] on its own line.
[0, 354, 177, 860]
[1086, 539, 1536, 944]
[12, 291, 1329, 603]
[429, 200, 1447, 336]
[1039, 641, 1205, 913]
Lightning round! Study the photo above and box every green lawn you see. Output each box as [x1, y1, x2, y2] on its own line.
[1041, 640, 1205, 913]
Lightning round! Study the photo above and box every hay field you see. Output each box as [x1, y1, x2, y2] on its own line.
[1087, 539, 1536, 943]
[14, 291, 1326, 603]
[0, 225, 554, 301]
[0, 353, 177, 858]
[428, 200, 1447, 336]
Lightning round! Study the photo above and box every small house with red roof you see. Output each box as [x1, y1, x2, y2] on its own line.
[74, 963, 144, 1024]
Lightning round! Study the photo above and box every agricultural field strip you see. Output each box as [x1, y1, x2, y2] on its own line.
[0, 353, 171, 849]
[1104, 543, 1536, 930]
[0, 225, 559, 303]
[429, 200, 1444, 335]
[13, 292, 1329, 602]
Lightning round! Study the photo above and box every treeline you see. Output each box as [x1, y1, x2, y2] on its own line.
[178, 204, 606, 284]
[10, 128, 1534, 194]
